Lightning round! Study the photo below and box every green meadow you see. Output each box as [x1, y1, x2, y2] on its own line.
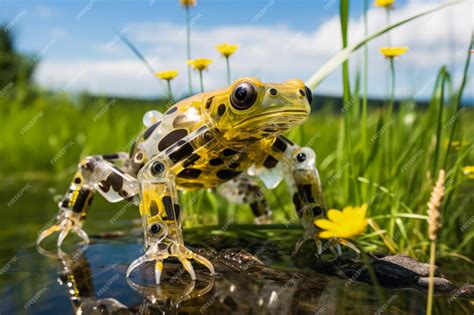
[1, 79, 473, 262]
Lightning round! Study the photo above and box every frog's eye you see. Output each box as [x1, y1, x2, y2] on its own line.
[230, 82, 258, 110]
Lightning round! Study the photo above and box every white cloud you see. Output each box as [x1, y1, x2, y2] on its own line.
[35, 5, 61, 18]
[34, 0, 473, 99]
[49, 27, 68, 40]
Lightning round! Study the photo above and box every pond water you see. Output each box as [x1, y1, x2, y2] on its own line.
[0, 180, 473, 314]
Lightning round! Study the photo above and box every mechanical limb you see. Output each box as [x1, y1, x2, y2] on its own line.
[270, 137, 359, 255]
[217, 174, 272, 224]
[258, 136, 332, 255]
[127, 156, 214, 284]
[37, 153, 139, 247]
[127, 127, 216, 284]
[282, 145, 330, 255]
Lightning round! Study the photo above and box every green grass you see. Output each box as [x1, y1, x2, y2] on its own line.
[0, 85, 473, 261]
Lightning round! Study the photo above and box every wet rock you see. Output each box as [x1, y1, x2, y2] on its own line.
[416, 277, 457, 293]
[304, 253, 473, 299]
[417, 277, 474, 299]
[377, 254, 440, 277]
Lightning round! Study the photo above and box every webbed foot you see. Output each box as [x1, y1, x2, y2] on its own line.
[126, 241, 215, 284]
[37, 212, 89, 247]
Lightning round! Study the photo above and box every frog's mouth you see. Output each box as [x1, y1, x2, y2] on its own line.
[234, 109, 309, 128]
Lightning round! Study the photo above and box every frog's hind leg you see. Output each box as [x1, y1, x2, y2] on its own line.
[127, 155, 215, 284]
[37, 153, 139, 247]
[216, 174, 272, 224]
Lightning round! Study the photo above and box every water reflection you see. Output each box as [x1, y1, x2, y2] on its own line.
[37, 245, 216, 314]
[127, 277, 214, 313]
[28, 234, 474, 315]
[37, 246, 131, 314]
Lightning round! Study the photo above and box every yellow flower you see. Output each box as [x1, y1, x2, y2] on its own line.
[216, 43, 239, 58]
[450, 140, 460, 148]
[463, 166, 474, 179]
[379, 47, 408, 58]
[187, 58, 212, 71]
[314, 204, 368, 239]
[445, 139, 468, 150]
[155, 70, 178, 81]
[374, 0, 395, 8]
[179, 0, 196, 7]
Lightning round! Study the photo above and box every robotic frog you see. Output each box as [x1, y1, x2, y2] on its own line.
[37, 77, 333, 284]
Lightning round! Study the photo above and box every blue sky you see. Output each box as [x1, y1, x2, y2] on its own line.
[1, 0, 472, 99]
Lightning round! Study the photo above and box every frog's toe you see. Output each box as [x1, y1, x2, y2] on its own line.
[126, 246, 168, 284]
[328, 239, 342, 256]
[315, 238, 323, 256]
[127, 244, 214, 284]
[37, 215, 89, 248]
[192, 253, 215, 276]
[37, 224, 62, 246]
[74, 227, 90, 244]
[126, 252, 156, 279]
[57, 220, 72, 247]
[176, 247, 215, 280]
[179, 258, 196, 281]
[155, 260, 163, 284]
[333, 238, 360, 255]
[293, 227, 318, 256]
[323, 238, 360, 257]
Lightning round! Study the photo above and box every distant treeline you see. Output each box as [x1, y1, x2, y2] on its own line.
[76, 92, 474, 113]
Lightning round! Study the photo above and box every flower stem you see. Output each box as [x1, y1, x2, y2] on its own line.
[226, 56, 231, 85]
[385, 57, 395, 178]
[166, 80, 172, 100]
[386, 8, 392, 47]
[185, 5, 192, 95]
[426, 240, 436, 315]
[199, 70, 204, 92]
[388, 57, 395, 117]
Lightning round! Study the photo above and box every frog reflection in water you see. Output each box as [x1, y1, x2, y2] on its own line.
[37, 77, 353, 284]
[37, 247, 130, 315]
[38, 247, 214, 314]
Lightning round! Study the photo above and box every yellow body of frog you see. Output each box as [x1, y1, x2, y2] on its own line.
[38, 77, 330, 284]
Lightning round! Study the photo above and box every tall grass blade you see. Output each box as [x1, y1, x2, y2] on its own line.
[443, 33, 473, 168]
[339, 0, 358, 203]
[340, 0, 351, 99]
[361, 0, 369, 163]
[120, 34, 161, 82]
[432, 67, 447, 177]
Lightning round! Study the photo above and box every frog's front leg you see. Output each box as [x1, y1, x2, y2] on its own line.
[127, 127, 215, 284]
[127, 157, 215, 284]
